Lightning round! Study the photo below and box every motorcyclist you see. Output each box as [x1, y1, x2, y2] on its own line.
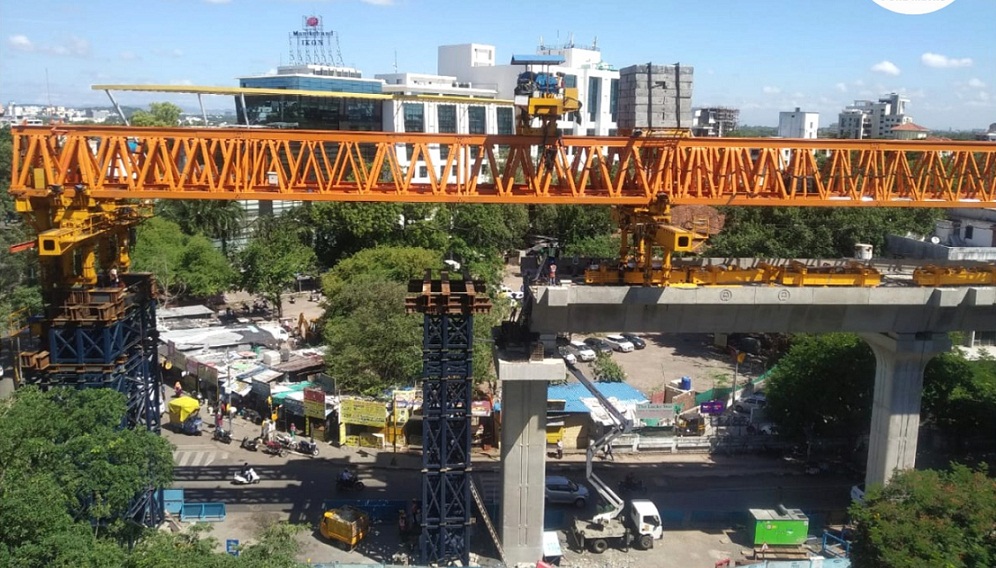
[338, 467, 355, 485]
[240, 462, 252, 480]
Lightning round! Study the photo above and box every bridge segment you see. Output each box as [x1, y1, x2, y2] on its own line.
[492, 283, 994, 563]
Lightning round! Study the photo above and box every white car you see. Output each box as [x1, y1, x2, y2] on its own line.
[734, 394, 767, 413]
[568, 340, 596, 362]
[604, 334, 635, 353]
[558, 346, 577, 367]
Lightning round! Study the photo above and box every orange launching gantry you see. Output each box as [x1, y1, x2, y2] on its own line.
[8, 125, 996, 290]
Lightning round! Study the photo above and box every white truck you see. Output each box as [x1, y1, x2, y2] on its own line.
[572, 498, 663, 552]
[565, 366, 665, 553]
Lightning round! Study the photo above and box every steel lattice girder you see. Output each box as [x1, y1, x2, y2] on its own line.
[11, 125, 996, 206]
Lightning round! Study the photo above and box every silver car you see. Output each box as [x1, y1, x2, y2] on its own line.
[545, 475, 589, 508]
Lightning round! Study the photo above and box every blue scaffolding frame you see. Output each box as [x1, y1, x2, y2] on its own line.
[407, 272, 491, 566]
[20, 274, 165, 527]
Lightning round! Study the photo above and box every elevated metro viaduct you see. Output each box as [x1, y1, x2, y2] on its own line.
[9, 126, 996, 566]
[493, 277, 996, 565]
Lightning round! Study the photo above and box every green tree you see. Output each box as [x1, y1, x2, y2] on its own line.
[131, 218, 235, 304]
[0, 387, 174, 564]
[763, 333, 875, 441]
[530, 204, 615, 249]
[239, 216, 317, 318]
[593, 351, 626, 382]
[449, 204, 529, 254]
[321, 247, 441, 395]
[707, 207, 941, 258]
[130, 102, 183, 127]
[849, 465, 996, 568]
[922, 351, 996, 442]
[563, 234, 620, 258]
[159, 200, 246, 257]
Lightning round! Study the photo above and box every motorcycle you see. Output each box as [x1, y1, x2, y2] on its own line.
[275, 432, 296, 449]
[233, 468, 261, 485]
[240, 437, 259, 451]
[261, 438, 285, 457]
[213, 427, 233, 444]
[336, 476, 365, 492]
[295, 438, 320, 457]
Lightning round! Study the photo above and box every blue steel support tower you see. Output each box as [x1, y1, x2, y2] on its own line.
[17, 273, 165, 527]
[406, 271, 491, 566]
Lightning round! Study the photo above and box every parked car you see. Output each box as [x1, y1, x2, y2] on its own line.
[620, 333, 646, 349]
[558, 346, 577, 367]
[734, 394, 767, 413]
[545, 475, 590, 508]
[604, 334, 635, 353]
[568, 340, 597, 362]
[583, 337, 613, 355]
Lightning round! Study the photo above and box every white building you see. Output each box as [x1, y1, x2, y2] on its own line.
[837, 93, 912, 139]
[374, 71, 513, 183]
[778, 107, 819, 139]
[438, 40, 620, 136]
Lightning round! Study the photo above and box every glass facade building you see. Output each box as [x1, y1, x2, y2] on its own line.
[237, 73, 385, 130]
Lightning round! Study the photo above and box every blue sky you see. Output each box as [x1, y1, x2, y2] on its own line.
[1, 0, 992, 130]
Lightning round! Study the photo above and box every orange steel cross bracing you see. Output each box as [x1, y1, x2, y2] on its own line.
[9, 125, 996, 207]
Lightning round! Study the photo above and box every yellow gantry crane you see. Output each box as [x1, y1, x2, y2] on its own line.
[7, 123, 996, 292]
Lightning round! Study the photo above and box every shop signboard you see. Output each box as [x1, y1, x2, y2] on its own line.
[700, 400, 726, 415]
[303, 387, 325, 419]
[635, 402, 678, 426]
[340, 398, 386, 428]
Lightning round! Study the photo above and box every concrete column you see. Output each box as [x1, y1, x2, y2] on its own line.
[495, 355, 564, 567]
[860, 332, 950, 488]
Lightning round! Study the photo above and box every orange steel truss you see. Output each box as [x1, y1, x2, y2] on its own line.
[10, 125, 996, 207]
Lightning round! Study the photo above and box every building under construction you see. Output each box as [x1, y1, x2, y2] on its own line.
[691, 106, 740, 137]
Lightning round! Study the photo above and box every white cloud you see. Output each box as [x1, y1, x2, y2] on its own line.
[7, 35, 33, 51]
[968, 78, 986, 88]
[921, 52, 972, 68]
[7, 34, 89, 56]
[63, 36, 90, 56]
[762, 86, 780, 94]
[835, 82, 847, 92]
[871, 61, 900, 76]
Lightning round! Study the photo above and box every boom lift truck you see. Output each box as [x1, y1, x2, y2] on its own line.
[566, 366, 664, 553]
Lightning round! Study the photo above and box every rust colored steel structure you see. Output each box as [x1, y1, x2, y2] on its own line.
[10, 125, 996, 207]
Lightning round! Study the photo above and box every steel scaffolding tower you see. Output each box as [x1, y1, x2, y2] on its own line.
[406, 271, 491, 566]
[17, 273, 165, 526]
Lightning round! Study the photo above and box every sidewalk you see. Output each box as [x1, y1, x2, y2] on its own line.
[329, 443, 801, 479]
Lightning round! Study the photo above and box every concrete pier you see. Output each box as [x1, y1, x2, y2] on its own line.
[495, 353, 565, 567]
[860, 332, 951, 488]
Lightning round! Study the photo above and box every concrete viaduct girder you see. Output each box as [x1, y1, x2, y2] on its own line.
[526, 285, 996, 335]
[492, 284, 995, 565]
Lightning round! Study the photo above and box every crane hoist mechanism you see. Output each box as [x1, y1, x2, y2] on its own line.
[7, 125, 996, 292]
[511, 54, 583, 139]
[567, 365, 664, 553]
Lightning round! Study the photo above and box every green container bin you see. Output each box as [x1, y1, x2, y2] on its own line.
[749, 506, 809, 546]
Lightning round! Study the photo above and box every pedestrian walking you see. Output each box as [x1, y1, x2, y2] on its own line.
[603, 443, 614, 461]
[290, 423, 297, 440]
